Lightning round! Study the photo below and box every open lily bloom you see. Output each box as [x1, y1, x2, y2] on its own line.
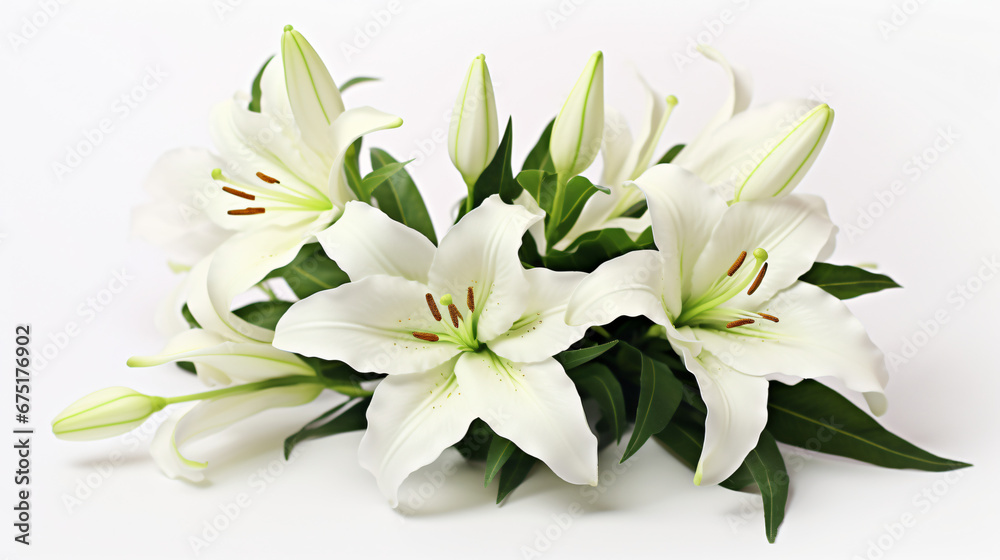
[274, 196, 598, 505]
[567, 164, 888, 486]
[134, 26, 402, 340]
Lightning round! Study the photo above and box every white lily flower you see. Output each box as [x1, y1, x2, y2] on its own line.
[550, 51, 604, 178]
[448, 54, 499, 187]
[151, 383, 323, 482]
[52, 388, 166, 441]
[274, 196, 598, 505]
[566, 164, 888, 486]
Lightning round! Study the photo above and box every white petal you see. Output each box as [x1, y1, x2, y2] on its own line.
[258, 55, 293, 123]
[690, 282, 889, 411]
[626, 74, 674, 179]
[155, 273, 195, 336]
[186, 225, 313, 343]
[358, 358, 478, 506]
[127, 328, 314, 385]
[689, 194, 835, 307]
[132, 148, 232, 267]
[317, 201, 436, 283]
[675, 99, 824, 198]
[565, 249, 670, 327]
[599, 107, 634, 187]
[274, 275, 460, 375]
[429, 196, 541, 341]
[631, 165, 727, 311]
[671, 339, 769, 486]
[326, 106, 404, 207]
[679, 45, 753, 152]
[456, 354, 597, 485]
[513, 190, 548, 258]
[151, 384, 322, 482]
[281, 27, 345, 158]
[487, 268, 588, 362]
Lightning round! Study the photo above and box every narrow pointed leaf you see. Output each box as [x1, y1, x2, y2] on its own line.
[767, 380, 970, 471]
[568, 362, 627, 444]
[283, 397, 370, 459]
[339, 76, 379, 92]
[247, 55, 274, 113]
[546, 175, 611, 245]
[522, 118, 556, 173]
[543, 227, 654, 273]
[798, 263, 901, 299]
[265, 243, 350, 299]
[369, 148, 438, 244]
[555, 340, 618, 369]
[743, 430, 789, 544]
[484, 435, 516, 487]
[496, 447, 538, 504]
[656, 143, 685, 164]
[460, 118, 518, 220]
[619, 345, 683, 463]
[343, 137, 365, 200]
[358, 158, 413, 201]
[233, 300, 294, 330]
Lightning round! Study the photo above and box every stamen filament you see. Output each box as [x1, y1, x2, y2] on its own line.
[222, 186, 256, 200]
[677, 248, 769, 325]
[228, 207, 266, 215]
[425, 294, 442, 321]
[726, 319, 755, 329]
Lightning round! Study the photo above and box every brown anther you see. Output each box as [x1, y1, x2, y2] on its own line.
[726, 318, 755, 329]
[424, 293, 442, 321]
[227, 207, 266, 215]
[466, 287, 475, 312]
[758, 313, 779, 323]
[256, 171, 280, 184]
[747, 263, 768, 296]
[448, 304, 462, 328]
[222, 186, 256, 201]
[412, 332, 440, 342]
[727, 250, 748, 277]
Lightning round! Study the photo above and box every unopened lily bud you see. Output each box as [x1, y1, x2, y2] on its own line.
[52, 387, 166, 441]
[281, 25, 346, 157]
[550, 51, 604, 178]
[733, 103, 834, 201]
[448, 54, 499, 187]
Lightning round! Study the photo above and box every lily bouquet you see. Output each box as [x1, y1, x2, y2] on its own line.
[53, 26, 968, 541]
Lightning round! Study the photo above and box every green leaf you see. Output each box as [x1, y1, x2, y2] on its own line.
[339, 76, 378, 92]
[265, 243, 350, 299]
[283, 397, 370, 459]
[555, 340, 618, 370]
[308, 360, 372, 397]
[744, 430, 789, 544]
[521, 118, 556, 173]
[176, 361, 196, 374]
[546, 175, 611, 246]
[656, 143, 685, 164]
[233, 300, 293, 330]
[515, 170, 558, 215]
[359, 158, 413, 200]
[247, 55, 274, 113]
[453, 419, 493, 461]
[484, 435, 516, 487]
[798, 262, 901, 299]
[459, 118, 518, 220]
[619, 344, 683, 463]
[180, 304, 200, 329]
[767, 380, 970, 471]
[369, 148, 437, 244]
[496, 446, 538, 504]
[568, 363, 627, 444]
[653, 404, 754, 491]
[543, 227, 654, 273]
[343, 137, 365, 201]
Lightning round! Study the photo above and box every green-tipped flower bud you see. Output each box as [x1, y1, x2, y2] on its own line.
[448, 54, 499, 187]
[52, 387, 166, 441]
[550, 51, 604, 178]
[734, 103, 834, 201]
[281, 25, 346, 157]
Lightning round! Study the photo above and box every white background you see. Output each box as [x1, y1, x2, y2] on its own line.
[2, 0, 998, 558]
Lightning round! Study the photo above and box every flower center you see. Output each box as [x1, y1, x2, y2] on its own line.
[410, 287, 480, 351]
[675, 248, 781, 331]
[212, 168, 331, 217]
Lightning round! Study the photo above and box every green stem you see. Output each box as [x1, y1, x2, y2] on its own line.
[464, 180, 475, 215]
[546, 173, 570, 241]
[161, 375, 356, 405]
